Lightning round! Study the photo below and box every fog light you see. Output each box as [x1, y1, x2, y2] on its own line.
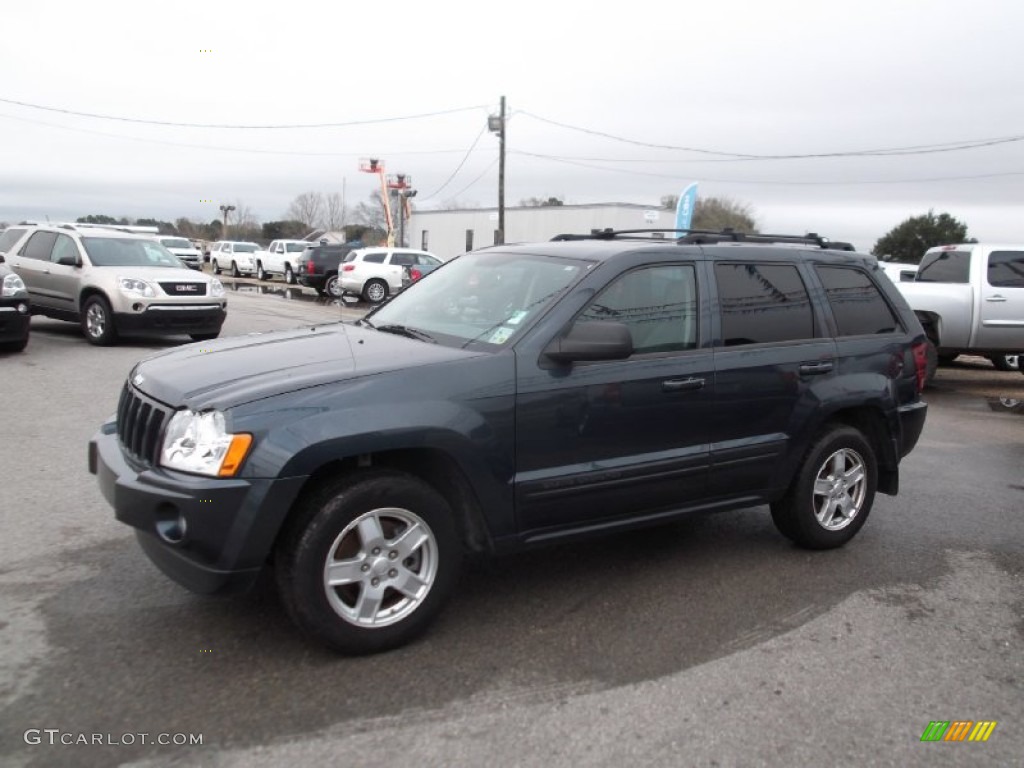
[155, 513, 188, 544]
[17, 303, 28, 314]
[132, 302, 143, 312]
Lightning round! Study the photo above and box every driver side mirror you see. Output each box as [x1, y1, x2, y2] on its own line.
[56, 255, 81, 267]
[543, 320, 633, 363]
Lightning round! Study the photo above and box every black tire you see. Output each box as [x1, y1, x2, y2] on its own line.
[923, 339, 938, 385]
[989, 354, 1019, 372]
[190, 332, 220, 342]
[0, 335, 28, 353]
[80, 295, 118, 346]
[212, 259, 221, 275]
[275, 469, 462, 654]
[256, 262, 267, 281]
[231, 261, 241, 278]
[324, 274, 342, 299]
[770, 425, 877, 550]
[363, 278, 389, 305]
[285, 264, 296, 285]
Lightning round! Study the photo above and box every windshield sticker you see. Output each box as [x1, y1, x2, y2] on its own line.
[488, 326, 515, 344]
[506, 310, 529, 326]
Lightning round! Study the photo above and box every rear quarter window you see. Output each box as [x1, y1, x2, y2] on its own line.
[714, 262, 815, 345]
[816, 266, 902, 336]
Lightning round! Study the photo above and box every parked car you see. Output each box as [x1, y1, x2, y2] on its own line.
[90, 229, 928, 654]
[0, 253, 31, 352]
[339, 247, 441, 304]
[263, 239, 310, 284]
[893, 243, 1024, 379]
[400, 260, 443, 292]
[296, 242, 357, 297]
[209, 241, 260, 277]
[153, 235, 202, 270]
[4, 223, 226, 345]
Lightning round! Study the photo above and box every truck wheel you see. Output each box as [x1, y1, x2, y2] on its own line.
[81, 295, 118, 346]
[275, 469, 462, 654]
[256, 262, 267, 281]
[770, 425, 877, 550]
[923, 340, 938, 384]
[231, 261, 241, 278]
[363, 279, 389, 305]
[212, 259, 221, 275]
[324, 274, 342, 298]
[285, 264, 296, 285]
[990, 354, 1019, 372]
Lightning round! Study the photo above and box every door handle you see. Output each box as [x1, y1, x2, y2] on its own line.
[985, 296, 1007, 303]
[798, 362, 834, 375]
[662, 377, 705, 392]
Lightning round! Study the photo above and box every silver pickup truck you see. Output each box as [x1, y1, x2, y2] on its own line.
[894, 244, 1024, 379]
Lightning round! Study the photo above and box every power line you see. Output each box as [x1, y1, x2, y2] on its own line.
[0, 96, 488, 129]
[448, 158, 498, 200]
[515, 149, 1024, 185]
[517, 110, 1024, 160]
[419, 126, 489, 201]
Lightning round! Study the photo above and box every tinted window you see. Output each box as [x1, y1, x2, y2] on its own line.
[160, 238, 192, 249]
[50, 234, 80, 264]
[987, 251, 1024, 288]
[0, 227, 27, 253]
[364, 252, 386, 264]
[286, 243, 306, 252]
[20, 231, 58, 261]
[916, 250, 970, 283]
[816, 266, 901, 336]
[232, 243, 258, 253]
[578, 265, 698, 355]
[715, 263, 814, 345]
[391, 253, 416, 266]
[342, 252, 357, 263]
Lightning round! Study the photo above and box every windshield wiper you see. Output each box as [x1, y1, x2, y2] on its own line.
[374, 324, 436, 343]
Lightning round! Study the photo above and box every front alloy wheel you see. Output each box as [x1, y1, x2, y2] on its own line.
[81, 295, 118, 346]
[275, 469, 461, 654]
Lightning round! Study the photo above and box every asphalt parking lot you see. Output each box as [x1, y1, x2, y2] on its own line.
[0, 289, 1021, 767]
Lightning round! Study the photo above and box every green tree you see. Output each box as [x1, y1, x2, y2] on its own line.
[691, 196, 758, 233]
[871, 210, 969, 264]
[661, 195, 678, 210]
[76, 214, 119, 224]
[520, 196, 564, 207]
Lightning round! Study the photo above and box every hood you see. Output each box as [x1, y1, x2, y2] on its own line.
[131, 322, 485, 409]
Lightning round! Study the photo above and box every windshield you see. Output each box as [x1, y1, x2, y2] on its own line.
[82, 237, 185, 268]
[286, 243, 306, 252]
[366, 250, 588, 348]
[234, 243, 259, 253]
[160, 238, 193, 249]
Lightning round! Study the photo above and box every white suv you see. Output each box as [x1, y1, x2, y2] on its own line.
[340, 247, 441, 304]
[3, 224, 227, 345]
[210, 241, 260, 277]
[154, 235, 202, 270]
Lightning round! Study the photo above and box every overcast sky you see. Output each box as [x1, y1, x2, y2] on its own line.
[1, 0, 1021, 251]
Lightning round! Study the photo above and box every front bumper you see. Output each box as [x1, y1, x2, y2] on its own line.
[0, 299, 31, 342]
[114, 304, 226, 335]
[89, 423, 306, 594]
[897, 400, 928, 457]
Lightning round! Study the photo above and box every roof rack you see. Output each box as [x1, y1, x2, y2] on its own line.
[551, 228, 855, 251]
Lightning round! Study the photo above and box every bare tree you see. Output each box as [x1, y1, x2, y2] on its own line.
[324, 192, 346, 231]
[692, 196, 758, 233]
[286, 192, 325, 230]
[228, 200, 262, 242]
[351, 191, 388, 233]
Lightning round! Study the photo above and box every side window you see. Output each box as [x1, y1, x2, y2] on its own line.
[364, 252, 386, 264]
[419, 254, 441, 266]
[916, 250, 970, 283]
[576, 265, 698, 355]
[20, 231, 58, 261]
[50, 234, 79, 264]
[715, 263, 814, 346]
[987, 251, 1024, 288]
[391, 253, 415, 267]
[816, 266, 902, 336]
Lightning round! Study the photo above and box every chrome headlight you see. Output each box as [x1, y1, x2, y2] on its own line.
[160, 409, 252, 477]
[209, 278, 225, 298]
[2, 273, 26, 297]
[118, 277, 156, 297]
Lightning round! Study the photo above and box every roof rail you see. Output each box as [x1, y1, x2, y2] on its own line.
[551, 227, 855, 250]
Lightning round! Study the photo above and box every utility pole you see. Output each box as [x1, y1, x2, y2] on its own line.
[219, 204, 235, 240]
[488, 96, 506, 245]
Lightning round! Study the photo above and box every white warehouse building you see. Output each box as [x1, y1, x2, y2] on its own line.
[407, 203, 679, 260]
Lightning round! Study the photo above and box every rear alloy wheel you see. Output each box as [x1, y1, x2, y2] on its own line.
[285, 264, 296, 285]
[275, 469, 462, 654]
[770, 425, 877, 549]
[324, 274, 342, 299]
[231, 261, 241, 278]
[256, 262, 267, 281]
[363, 278, 388, 305]
[212, 259, 221, 275]
[990, 354, 1020, 372]
[81, 295, 118, 346]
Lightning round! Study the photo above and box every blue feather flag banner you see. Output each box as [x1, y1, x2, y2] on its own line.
[674, 182, 698, 232]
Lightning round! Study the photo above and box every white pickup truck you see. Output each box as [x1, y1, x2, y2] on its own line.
[894, 243, 1024, 379]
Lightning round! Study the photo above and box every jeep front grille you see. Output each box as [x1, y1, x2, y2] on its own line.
[116, 386, 170, 464]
